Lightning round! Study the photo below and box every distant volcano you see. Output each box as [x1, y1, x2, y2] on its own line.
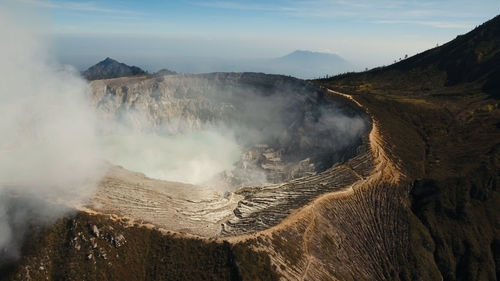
[82, 57, 147, 80]
[275, 50, 349, 68]
[268, 50, 352, 78]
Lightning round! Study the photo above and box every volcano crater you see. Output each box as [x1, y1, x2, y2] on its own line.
[87, 72, 372, 237]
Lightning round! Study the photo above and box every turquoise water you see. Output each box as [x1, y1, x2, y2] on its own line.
[97, 131, 241, 184]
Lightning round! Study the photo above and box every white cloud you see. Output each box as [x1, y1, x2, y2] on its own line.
[191, 1, 283, 11]
[19, 0, 144, 15]
[0, 5, 106, 260]
[191, 0, 494, 25]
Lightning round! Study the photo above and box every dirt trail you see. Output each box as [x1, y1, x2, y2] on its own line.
[247, 89, 406, 280]
[326, 90, 402, 183]
[225, 89, 404, 244]
[299, 205, 318, 281]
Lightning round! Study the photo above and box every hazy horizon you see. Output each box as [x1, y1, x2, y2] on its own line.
[8, 0, 500, 75]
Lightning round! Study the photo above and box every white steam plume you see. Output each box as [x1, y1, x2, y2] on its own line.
[97, 130, 241, 185]
[0, 6, 104, 260]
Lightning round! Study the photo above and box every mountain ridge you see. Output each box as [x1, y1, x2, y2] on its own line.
[316, 14, 500, 280]
[343, 14, 500, 98]
[83, 50, 353, 79]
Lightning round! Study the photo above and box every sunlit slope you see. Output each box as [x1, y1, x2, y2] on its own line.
[316, 14, 500, 281]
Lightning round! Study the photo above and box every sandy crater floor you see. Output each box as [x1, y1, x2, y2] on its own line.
[87, 166, 243, 237]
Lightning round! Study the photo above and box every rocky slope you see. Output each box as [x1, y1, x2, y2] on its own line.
[317, 14, 500, 281]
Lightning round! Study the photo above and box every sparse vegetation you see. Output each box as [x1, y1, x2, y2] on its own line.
[0, 212, 281, 281]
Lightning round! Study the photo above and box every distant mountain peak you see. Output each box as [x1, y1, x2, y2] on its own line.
[290, 50, 314, 54]
[290, 50, 330, 55]
[270, 50, 351, 78]
[279, 50, 347, 63]
[82, 58, 147, 81]
[285, 50, 341, 56]
[102, 57, 116, 63]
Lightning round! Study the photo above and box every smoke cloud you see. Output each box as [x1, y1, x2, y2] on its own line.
[0, 1, 369, 263]
[97, 130, 241, 185]
[0, 7, 104, 260]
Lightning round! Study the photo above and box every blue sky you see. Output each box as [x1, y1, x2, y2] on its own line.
[13, 0, 500, 70]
